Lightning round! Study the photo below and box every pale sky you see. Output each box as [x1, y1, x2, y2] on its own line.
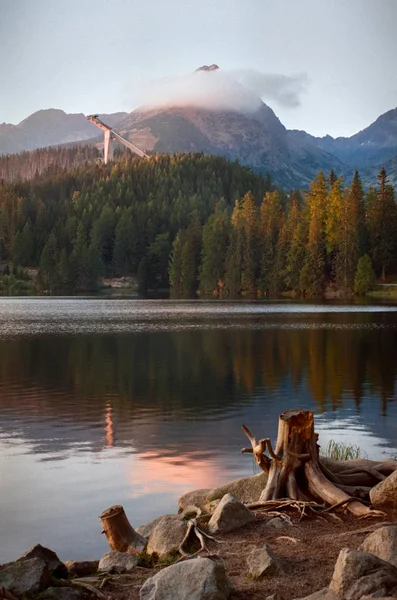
[1, 0, 397, 137]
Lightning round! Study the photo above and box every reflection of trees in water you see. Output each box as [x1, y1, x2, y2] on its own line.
[0, 314, 396, 420]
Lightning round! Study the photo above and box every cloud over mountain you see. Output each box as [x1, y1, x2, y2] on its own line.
[134, 67, 308, 114]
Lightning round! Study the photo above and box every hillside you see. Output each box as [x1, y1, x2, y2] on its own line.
[0, 109, 127, 155]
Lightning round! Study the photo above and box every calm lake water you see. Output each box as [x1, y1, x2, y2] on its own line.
[1, 298, 397, 563]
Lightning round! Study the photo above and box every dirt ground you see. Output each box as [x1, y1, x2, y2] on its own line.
[94, 509, 397, 600]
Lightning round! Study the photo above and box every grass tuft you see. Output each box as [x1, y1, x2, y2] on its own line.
[323, 439, 365, 461]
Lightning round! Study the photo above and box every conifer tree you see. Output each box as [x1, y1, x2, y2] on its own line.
[258, 190, 282, 295]
[300, 172, 327, 295]
[199, 202, 230, 295]
[241, 191, 259, 295]
[354, 254, 376, 295]
[367, 168, 397, 280]
[225, 199, 245, 296]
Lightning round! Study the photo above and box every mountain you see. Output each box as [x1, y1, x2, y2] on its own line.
[290, 107, 397, 169]
[116, 104, 345, 188]
[2, 70, 397, 188]
[0, 109, 127, 155]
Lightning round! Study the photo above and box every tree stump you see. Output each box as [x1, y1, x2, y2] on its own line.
[242, 408, 397, 517]
[99, 505, 147, 554]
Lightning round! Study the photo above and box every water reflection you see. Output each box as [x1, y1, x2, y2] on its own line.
[0, 299, 396, 562]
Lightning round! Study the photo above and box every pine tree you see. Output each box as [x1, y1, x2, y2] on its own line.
[199, 203, 230, 296]
[284, 192, 307, 293]
[354, 254, 376, 295]
[225, 199, 245, 296]
[241, 191, 259, 295]
[39, 232, 59, 291]
[258, 190, 282, 295]
[300, 173, 327, 295]
[367, 168, 397, 280]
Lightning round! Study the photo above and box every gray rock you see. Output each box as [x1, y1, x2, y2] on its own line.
[19, 543, 68, 578]
[265, 517, 289, 530]
[178, 472, 268, 512]
[64, 560, 99, 577]
[293, 590, 343, 600]
[139, 514, 188, 557]
[246, 543, 285, 578]
[370, 470, 397, 509]
[0, 557, 50, 596]
[128, 535, 148, 554]
[139, 557, 234, 600]
[98, 550, 138, 573]
[360, 525, 397, 567]
[329, 548, 397, 599]
[208, 493, 255, 534]
[39, 587, 85, 600]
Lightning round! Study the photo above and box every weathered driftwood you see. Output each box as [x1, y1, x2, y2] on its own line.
[241, 408, 397, 517]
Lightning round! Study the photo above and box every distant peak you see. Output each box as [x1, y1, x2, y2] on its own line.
[195, 64, 219, 72]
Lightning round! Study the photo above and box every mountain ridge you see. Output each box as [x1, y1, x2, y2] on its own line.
[1, 100, 397, 187]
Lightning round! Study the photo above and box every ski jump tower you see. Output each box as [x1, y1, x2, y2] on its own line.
[86, 115, 149, 164]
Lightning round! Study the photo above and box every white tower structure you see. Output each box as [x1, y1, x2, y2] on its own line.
[87, 115, 149, 164]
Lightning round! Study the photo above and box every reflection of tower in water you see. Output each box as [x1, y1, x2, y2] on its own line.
[105, 403, 115, 447]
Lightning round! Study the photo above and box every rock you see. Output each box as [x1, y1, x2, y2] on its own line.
[139, 557, 234, 600]
[208, 493, 255, 534]
[246, 543, 285, 578]
[265, 517, 289, 530]
[19, 543, 68, 578]
[38, 587, 85, 600]
[137, 516, 167, 539]
[64, 560, 99, 577]
[138, 514, 188, 557]
[293, 590, 343, 600]
[0, 557, 50, 596]
[178, 472, 268, 512]
[329, 548, 397, 599]
[98, 550, 138, 573]
[360, 525, 397, 567]
[265, 594, 285, 600]
[370, 470, 397, 509]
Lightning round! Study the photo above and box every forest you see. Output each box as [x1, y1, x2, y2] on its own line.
[0, 149, 396, 297]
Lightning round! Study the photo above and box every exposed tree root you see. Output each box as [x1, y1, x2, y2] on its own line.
[242, 409, 396, 517]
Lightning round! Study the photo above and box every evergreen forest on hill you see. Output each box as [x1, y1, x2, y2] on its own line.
[0, 152, 396, 297]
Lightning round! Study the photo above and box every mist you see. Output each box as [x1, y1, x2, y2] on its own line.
[134, 67, 308, 114]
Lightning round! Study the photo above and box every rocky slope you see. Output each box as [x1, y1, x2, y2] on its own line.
[116, 104, 345, 188]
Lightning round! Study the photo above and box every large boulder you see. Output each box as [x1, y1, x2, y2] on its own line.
[178, 472, 267, 512]
[360, 525, 397, 567]
[208, 493, 255, 534]
[246, 543, 285, 578]
[370, 470, 397, 509]
[0, 557, 50, 596]
[19, 543, 68, 579]
[64, 560, 99, 577]
[98, 549, 138, 573]
[139, 557, 234, 600]
[329, 548, 397, 599]
[138, 514, 188, 557]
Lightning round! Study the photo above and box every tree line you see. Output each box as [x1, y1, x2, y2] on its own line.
[171, 168, 397, 297]
[0, 152, 269, 293]
[0, 150, 396, 296]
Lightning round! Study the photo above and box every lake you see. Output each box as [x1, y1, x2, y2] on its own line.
[0, 298, 397, 563]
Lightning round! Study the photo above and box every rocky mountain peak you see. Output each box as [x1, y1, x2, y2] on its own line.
[195, 64, 219, 72]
